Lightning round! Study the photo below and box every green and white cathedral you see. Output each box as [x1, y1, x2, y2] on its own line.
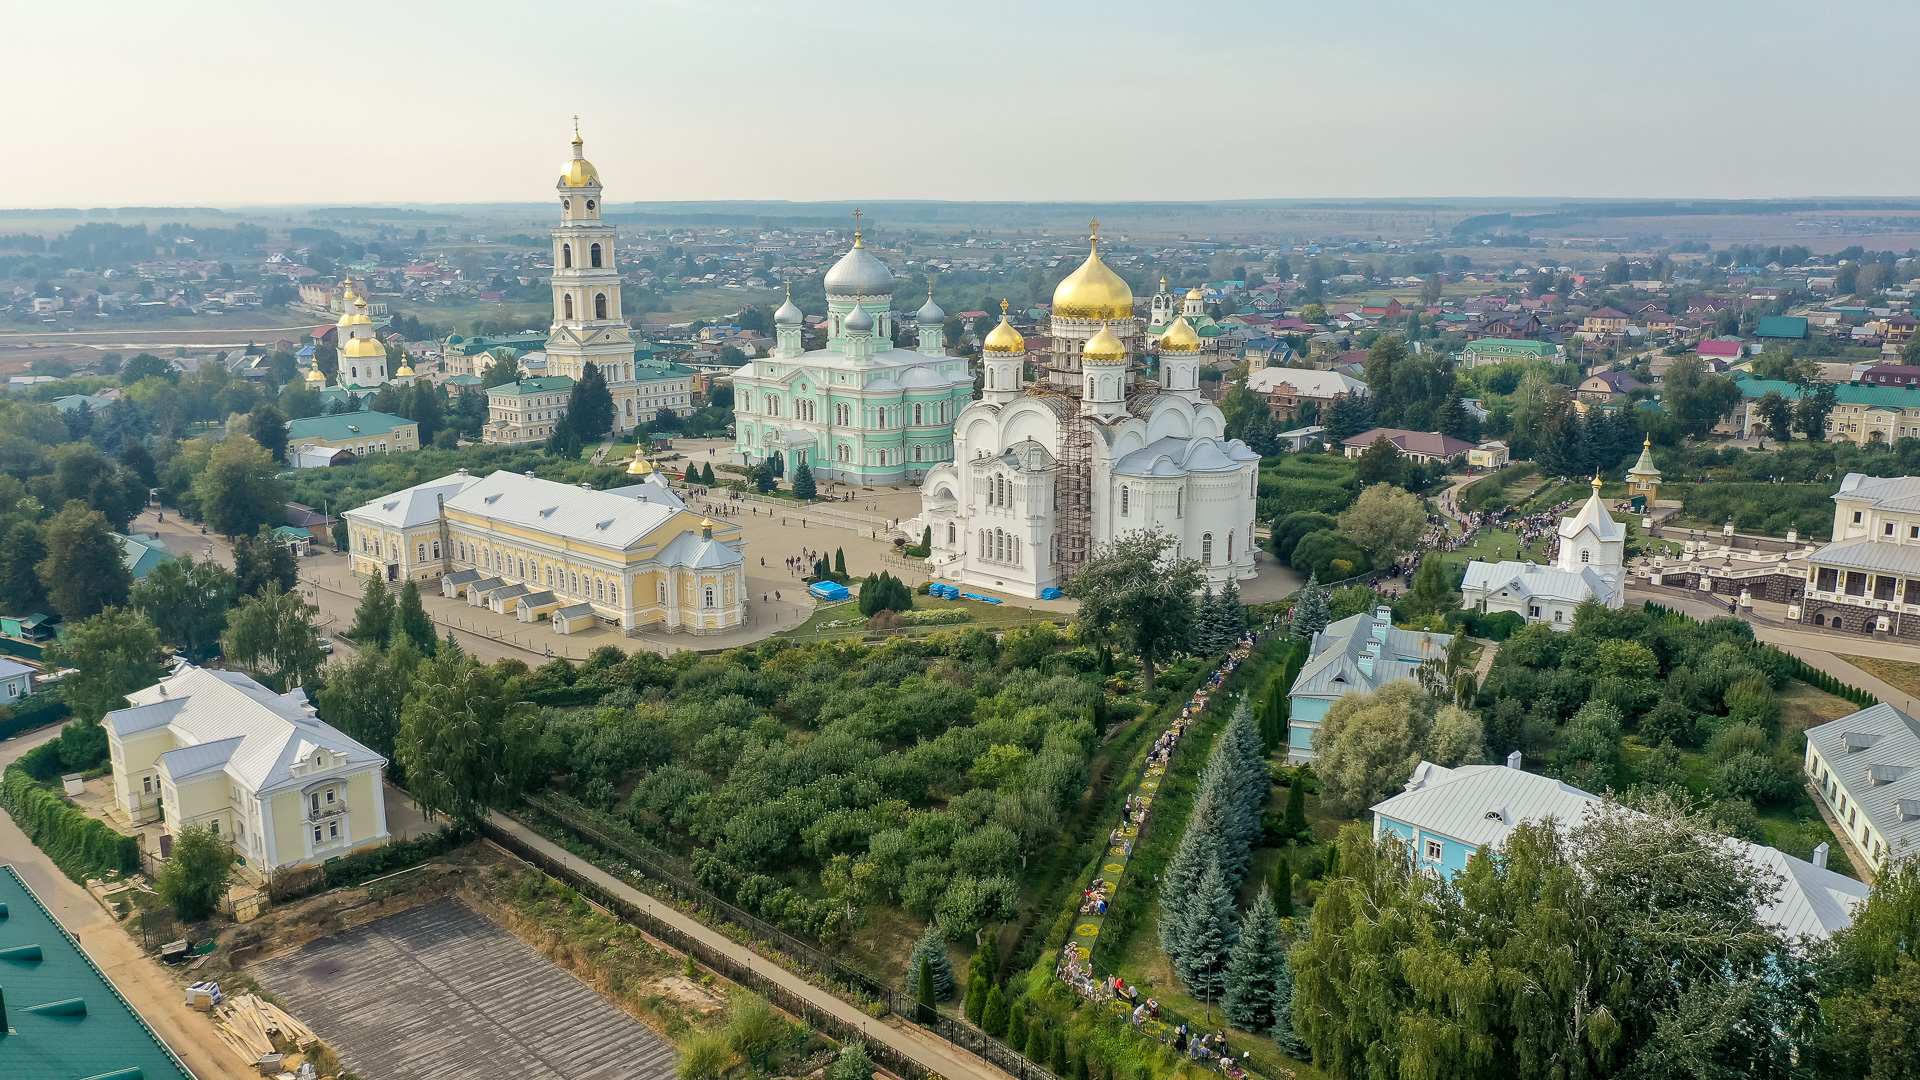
[732, 224, 975, 485]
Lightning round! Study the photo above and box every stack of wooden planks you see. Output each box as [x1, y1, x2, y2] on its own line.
[213, 993, 320, 1065]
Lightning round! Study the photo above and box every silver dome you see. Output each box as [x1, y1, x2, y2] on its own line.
[824, 242, 895, 297]
[774, 296, 804, 325]
[916, 295, 945, 325]
[843, 304, 874, 333]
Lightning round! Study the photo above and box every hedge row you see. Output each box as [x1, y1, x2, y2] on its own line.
[0, 691, 71, 741]
[0, 764, 139, 882]
[267, 823, 474, 902]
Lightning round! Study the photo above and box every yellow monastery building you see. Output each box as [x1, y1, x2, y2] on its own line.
[341, 458, 747, 635]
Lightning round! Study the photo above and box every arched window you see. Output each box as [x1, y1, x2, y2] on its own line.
[879, 449, 888, 466]
[995, 529, 1005, 561]
[610, 583, 619, 605]
[564, 295, 574, 319]
[659, 582, 667, 603]
[432, 540, 441, 559]
[590, 243, 602, 268]
[987, 369, 994, 389]
[595, 293, 607, 319]
[947, 523, 956, 543]
[596, 577, 605, 600]
[704, 585, 716, 607]
[1177, 490, 1184, 518]
[913, 403, 923, 424]
[545, 565, 553, 586]
[1251, 471, 1257, 497]
[417, 543, 425, 562]
[914, 444, 924, 461]
[1121, 486, 1130, 516]
[836, 402, 850, 425]
[570, 571, 579, 595]
[1228, 533, 1235, 562]
[1581, 549, 1591, 563]
[1203, 533, 1214, 564]
[562, 244, 573, 269]
[519, 558, 527, 579]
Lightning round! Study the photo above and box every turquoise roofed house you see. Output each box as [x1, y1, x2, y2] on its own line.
[482, 375, 576, 445]
[48, 392, 118, 414]
[116, 533, 171, 582]
[1727, 376, 1920, 444]
[1459, 338, 1559, 368]
[1286, 607, 1451, 764]
[1755, 315, 1809, 340]
[285, 410, 420, 461]
[0, 864, 197, 1080]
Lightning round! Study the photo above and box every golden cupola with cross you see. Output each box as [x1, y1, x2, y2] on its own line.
[1626, 436, 1661, 506]
[335, 279, 390, 389]
[1047, 219, 1142, 390]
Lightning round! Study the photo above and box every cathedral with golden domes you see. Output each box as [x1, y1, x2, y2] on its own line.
[307, 280, 393, 393]
[914, 222, 1261, 598]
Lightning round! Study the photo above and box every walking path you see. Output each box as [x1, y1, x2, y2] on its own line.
[1055, 639, 1255, 1001]
[485, 814, 1015, 1080]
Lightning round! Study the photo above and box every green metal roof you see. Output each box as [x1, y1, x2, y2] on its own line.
[487, 375, 575, 397]
[1462, 338, 1555, 355]
[1754, 315, 1809, 339]
[116, 534, 171, 582]
[633, 360, 697, 381]
[0, 864, 197, 1080]
[285, 410, 416, 443]
[443, 332, 549, 356]
[1734, 377, 1920, 407]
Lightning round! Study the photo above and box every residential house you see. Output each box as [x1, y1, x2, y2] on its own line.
[1803, 702, 1920, 871]
[1697, 338, 1745, 364]
[483, 375, 575, 445]
[1577, 370, 1646, 403]
[1361, 296, 1403, 319]
[1474, 312, 1542, 340]
[284, 410, 419, 461]
[1581, 307, 1630, 334]
[0, 657, 33, 703]
[1285, 608, 1450, 763]
[117, 533, 171, 582]
[1883, 313, 1917, 344]
[1459, 338, 1557, 368]
[1755, 316, 1810, 341]
[1245, 367, 1367, 423]
[1727, 378, 1920, 445]
[1274, 425, 1325, 451]
[1372, 758, 1868, 939]
[1467, 440, 1510, 469]
[103, 660, 390, 872]
[1341, 428, 1474, 463]
[1795, 474, 1920, 636]
[1862, 364, 1920, 387]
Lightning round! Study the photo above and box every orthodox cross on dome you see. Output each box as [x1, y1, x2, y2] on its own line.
[1001, 298, 1010, 315]
[852, 207, 863, 242]
[1088, 218, 1100, 242]
[572, 115, 581, 142]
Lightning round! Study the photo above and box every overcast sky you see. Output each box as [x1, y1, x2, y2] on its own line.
[8, 0, 1915, 208]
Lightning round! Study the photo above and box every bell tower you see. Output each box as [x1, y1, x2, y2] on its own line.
[548, 120, 637, 429]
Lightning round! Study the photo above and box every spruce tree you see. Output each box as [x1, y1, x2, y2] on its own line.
[1270, 944, 1307, 1059]
[1289, 572, 1330, 637]
[834, 547, 846, 575]
[1218, 578, 1246, 642]
[1173, 856, 1239, 1003]
[1194, 587, 1223, 655]
[1006, 1003, 1026, 1048]
[1158, 762, 1228, 969]
[1223, 887, 1287, 1031]
[391, 579, 437, 655]
[981, 984, 1008, 1037]
[1273, 856, 1295, 917]
[349, 573, 394, 648]
[792, 458, 816, 499]
[1322, 838, 1340, 880]
[906, 923, 956, 999]
[1219, 699, 1268, 875]
[701, 462, 716, 486]
[963, 945, 991, 1023]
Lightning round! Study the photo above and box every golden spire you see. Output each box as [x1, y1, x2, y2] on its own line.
[1159, 276, 1168, 292]
[1592, 472, 1603, 491]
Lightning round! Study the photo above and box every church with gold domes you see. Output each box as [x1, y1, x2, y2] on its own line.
[915, 222, 1261, 598]
[307, 280, 393, 392]
[731, 214, 974, 485]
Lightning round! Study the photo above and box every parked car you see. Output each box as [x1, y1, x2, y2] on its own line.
[317, 638, 333, 654]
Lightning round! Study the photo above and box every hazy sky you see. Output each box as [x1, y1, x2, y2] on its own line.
[9, 0, 1916, 208]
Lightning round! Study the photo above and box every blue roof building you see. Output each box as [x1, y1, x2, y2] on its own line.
[1286, 607, 1450, 764]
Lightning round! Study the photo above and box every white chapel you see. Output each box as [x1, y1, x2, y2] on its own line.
[1460, 476, 1627, 629]
[914, 222, 1261, 598]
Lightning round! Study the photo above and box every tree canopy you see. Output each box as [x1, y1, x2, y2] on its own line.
[1064, 528, 1204, 690]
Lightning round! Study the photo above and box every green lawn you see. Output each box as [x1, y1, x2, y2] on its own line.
[780, 595, 1065, 641]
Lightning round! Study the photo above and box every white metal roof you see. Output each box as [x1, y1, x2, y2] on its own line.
[443, 470, 687, 553]
[1461, 560, 1614, 606]
[1807, 703, 1920, 864]
[1244, 368, 1367, 399]
[106, 662, 383, 796]
[1372, 762, 1870, 939]
[1558, 486, 1626, 544]
[350, 471, 485, 530]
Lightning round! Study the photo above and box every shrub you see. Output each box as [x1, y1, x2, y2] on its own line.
[0, 764, 139, 881]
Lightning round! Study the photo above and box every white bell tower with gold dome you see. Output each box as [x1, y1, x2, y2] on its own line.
[981, 299, 1026, 405]
[546, 121, 638, 430]
[335, 279, 389, 389]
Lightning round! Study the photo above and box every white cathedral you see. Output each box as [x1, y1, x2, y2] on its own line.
[915, 222, 1261, 598]
[1459, 476, 1627, 629]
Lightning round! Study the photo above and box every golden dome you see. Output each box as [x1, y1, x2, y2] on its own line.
[1082, 323, 1127, 364]
[1160, 316, 1201, 353]
[304, 367, 325, 384]
[626, 455, 654, 476]
[1051, 220, 1133, 320]
[1186, 285, 1206, 301]
[394, 363, 416, 378]
[699, 517, 715, 530]
[983, 299, 1025, 354]
[337, 288, 372, 327]
[560, 124, 601, 188]
[342, 335, 385, 359]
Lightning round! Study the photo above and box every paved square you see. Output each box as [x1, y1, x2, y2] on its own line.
[255, 898, 675, 1080]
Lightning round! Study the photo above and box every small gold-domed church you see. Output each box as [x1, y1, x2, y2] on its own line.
[915, 221, 1260, 598]
[313, 280, 393, 392]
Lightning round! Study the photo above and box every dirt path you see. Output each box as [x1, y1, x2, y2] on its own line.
[487, 814, 1017, 1080]
[0, 727, 258, 1080]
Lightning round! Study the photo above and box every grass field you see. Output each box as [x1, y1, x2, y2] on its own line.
[1835, 654, 1920, 700]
